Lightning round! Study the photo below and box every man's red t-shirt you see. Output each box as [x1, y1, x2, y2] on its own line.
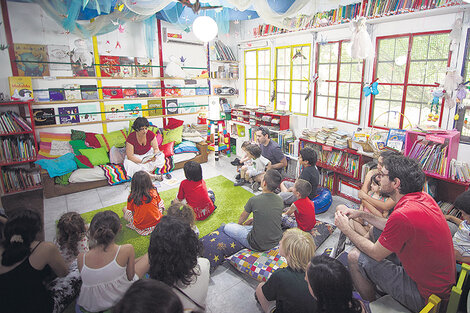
[293, 197, 316, 232]
[378, 192, 455, 301]
[126, 131, 155, 155]
[177, 179, 215, 220]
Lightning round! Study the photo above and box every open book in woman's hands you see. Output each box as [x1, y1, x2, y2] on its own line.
[141, 151, 162, 163]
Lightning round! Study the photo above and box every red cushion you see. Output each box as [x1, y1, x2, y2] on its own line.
[165, 118, 184, 130]
[159, 141, 175, 157]
[85, 132, 101, 148]
[75, 155, 94, 168]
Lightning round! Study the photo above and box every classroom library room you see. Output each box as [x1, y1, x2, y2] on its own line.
[1, 0, 470, 312]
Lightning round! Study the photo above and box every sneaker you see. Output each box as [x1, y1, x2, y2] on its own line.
[234, 179, 246, 186]
[165, 173, 172, 179]
[235, 174, 241, 180]
[334, 232, 347, 258]
[230, 158, 241, 166]
[251, 181, 260, 192]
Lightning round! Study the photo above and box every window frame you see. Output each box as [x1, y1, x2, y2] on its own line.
[455, 28, 470, 144]
[244, 48, 271, 107]
[274, 44, 311, 115]
[313, 40, 365, 125]
[368, 30, 452, 130]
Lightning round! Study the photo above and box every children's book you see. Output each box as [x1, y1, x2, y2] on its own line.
[78, 104, 100, 122]
[63, 84, 81, 101]
[134, 57, 152, 77]
[179, 101, 196, 114]
[148, 81, 162, 97]
[48, 88, 65, 101]
[47, 45, 71, 71]
[8, 77, 33, 101]
[100, 55, 121, 77]
[166, 99, 179, 115]
[124, 103, 143, 118]
[80, 85, 99, 100]
[164, 178, 179, 186]
[32, 108, 56, 126]
[58, 106, 80, 124]
[102, 86, 123, 99]
[136, 84, 150, 97]
[386, 129, 407, 151]
[71, 57, 95, 77]
[105, 103, 125, 120]
[34, 90, 49, 102]
[14, 44, 50, 76]
[123, 87, 137, 98]
[147, 100, 164, 116]
[119, 56, 135, 77]
[195, 87, 209, 95]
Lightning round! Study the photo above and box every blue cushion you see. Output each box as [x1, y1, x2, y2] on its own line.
[35, 153, 77, 178]
[174, 140, 199, 154]
[313, 187, 332, 214]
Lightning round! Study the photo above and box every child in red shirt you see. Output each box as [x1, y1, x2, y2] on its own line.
[123, 171, 164, 235]
[177, 161, 215, 220]
[282, 179, 316, 232]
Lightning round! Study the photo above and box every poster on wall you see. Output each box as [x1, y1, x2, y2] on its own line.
[47, 45, 71, 71]
[58, 106, 80, 124]
[78, 104, 100, 122]
[14, 44, 50, 76]
[32, 108, 56, 126]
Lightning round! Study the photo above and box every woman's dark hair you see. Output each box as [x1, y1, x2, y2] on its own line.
[113, 279, 183, 313]
[1, 209, 42, 266]
[56, 212, 86, 257]
[454, 190, 470, 215]
[245, 144, 261, 159]
[132, 117, 150, 132]
[88, 210, 120, 250]
[128, 171, 155, 206]
[183, 161, 202, 182]
[383, 155, 425, 194]
[300, 147, 317, 166]
[307, 255, 362, 313]
[167, 200, 196, 226]
[148, 216, 201, 287]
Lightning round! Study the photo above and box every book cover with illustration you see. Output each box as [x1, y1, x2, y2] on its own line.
[166, 99, 179, 115]
[179, 101, 197, 114]
[78, 104, 100, 122]
[148, 81, 162, 97]
[386, 129, 407, 151]
[105, 103, 125, 120]
[103, 86, 123, 99]
[100, 55, 121, 77]
[63, 84, 81, 100]
[134, 57, 152, 77]
[8, 77, 33, 101]
[136, 84, 150, 97]
[124, 103, 143, 118]
[147, 100, 164, 116]
[80, 85, 99, 100]
[123, 87, 137, 98]
[47, 45, 71, 71]
[48, 88, 65, 101]
[119, 56, 135, 77]
[14, 44, 50, 76]
[32, 108, 56, 126]
[58, 106, 80, 124]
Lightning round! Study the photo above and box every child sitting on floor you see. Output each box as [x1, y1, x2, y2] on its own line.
[255, 228, 317, 313]
[77, 211, 148, 312]
[123, 170, 164, 236]
[281, 179, 316, 232]
[233, 141, 252, 173]
[167, 200, 199, 237]
[445, 190, 470, 264]
[177, 161, 215, 221]
[234, 144, 270, 191]
[56, 212, 88, 266]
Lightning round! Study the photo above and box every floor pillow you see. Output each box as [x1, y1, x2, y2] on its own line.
[79, 147, 110, 166]
[99, 164, 130, 185]
[162, 125, 183, 145]
[313, 187, 332, 214]
[35, 153, 77, 178]
[95, 130, 128, 152]
[199, 226, 244, 272]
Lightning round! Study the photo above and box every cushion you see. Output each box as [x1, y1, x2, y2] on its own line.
[71, 129, 86, 141]
[165, 117, 184, 130]
[75, 155, 93, 168]
[50, 140, 73, 156]
[154, 156, 174, 175]
[174, 140, 199, 154]
[159, 141, 174, 157]
[173, 152, 196, 163]
[99, 164, 130, 185]
[35, 153, 77, 178]
[85, 132, 101, 148]
[313, 187, 333, 214]
[69, 140, 90, 155]
[162, 125, 183, 145]
[149, 126, 163, 146]
[95, 130, 128, 152]
[54, 172, 72, 185]
[79, 147, 110, 166]
[39, 132, 71, 143]
[200, 226, 244, 272]
[69, 167, 106, 183]
[182, 136, 205, 143]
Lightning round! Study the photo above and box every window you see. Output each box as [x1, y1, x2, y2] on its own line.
[244, 48, 271, 107]
[275, 44, 311, 114]
[314, 40, 364, 124]
[370, 31, 451, 129]
[455, 29, 470, 144]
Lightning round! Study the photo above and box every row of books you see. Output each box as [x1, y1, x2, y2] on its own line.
[0, 137, 37, 163]
[361, 160, 378, 183]
[437, 201, 461, 218]
[1, 168, 41, 193]
[407, 139, 448, 177]
[319, 169, 335, 190]
[449, 159, 470, 182]
[306, 142, 360, 177]
[0, 111, 32, 133]
[213, 41, 236, 62]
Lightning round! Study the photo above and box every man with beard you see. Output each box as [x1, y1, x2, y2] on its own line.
[335, 155, 455, 312]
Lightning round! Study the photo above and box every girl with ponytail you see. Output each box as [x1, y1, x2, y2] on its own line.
[77, 210, 149, 312]
[0, 208, 68, 313]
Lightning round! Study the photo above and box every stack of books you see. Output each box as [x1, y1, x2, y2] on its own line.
[449, 159, 470, 182]
[0, 111, 32, 133]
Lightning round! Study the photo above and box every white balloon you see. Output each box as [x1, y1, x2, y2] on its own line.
[193, 16, 218, 42]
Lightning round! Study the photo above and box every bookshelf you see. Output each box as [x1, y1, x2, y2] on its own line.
[0, 101, 42, 195]
[231, 108, 290, 131]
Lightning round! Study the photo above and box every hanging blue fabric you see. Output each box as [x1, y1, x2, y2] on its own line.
[144, 16, 156, 59]
[63, 0, 83, 32]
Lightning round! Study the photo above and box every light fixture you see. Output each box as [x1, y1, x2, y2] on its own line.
[192, 16, 218, 42]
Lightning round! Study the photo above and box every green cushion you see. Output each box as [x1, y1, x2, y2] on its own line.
[79, 147, 110, 166]
[95, 130, 128, 152]
[162, 125, 183, 145]
[69, 140, 89, 155]
[71, 129, 86, 141]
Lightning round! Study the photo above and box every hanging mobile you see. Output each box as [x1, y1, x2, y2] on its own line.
[428, 87, 445, 122]
[363, 78, 379, 97]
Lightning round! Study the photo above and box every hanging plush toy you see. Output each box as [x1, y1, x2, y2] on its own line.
[350, 17, 374, 60]
[428, 88, 445, 122]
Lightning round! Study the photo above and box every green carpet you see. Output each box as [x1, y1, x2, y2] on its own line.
[81, 175, 254, 257]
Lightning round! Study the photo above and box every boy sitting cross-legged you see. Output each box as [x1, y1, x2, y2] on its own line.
[281, 179, 316, 232]
[234, 144, 270, 191]
[224, 169, 284, 251]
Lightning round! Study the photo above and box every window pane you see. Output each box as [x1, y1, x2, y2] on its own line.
[372, 100, 401, 128]
[405, 85, 435, 127]
[246, 64, 256, 78]
[319, 43, 338, 63]
[245, 51, 256, 66]
[339, 63, 352, 81]
[429, 34, 449, 59]
[246, 89, 255, 106]
[337, 98, 349, 121]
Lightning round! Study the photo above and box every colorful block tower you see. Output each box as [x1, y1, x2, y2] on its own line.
[207, 119, 230, 161]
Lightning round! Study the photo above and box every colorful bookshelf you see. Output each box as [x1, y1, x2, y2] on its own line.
[231, 108, 290, 131]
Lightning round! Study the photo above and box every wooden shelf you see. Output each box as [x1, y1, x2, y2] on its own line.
[210, 78, 238, 81]
[32, 76, 208, 80]
[0, 130, 34, 136]
[2, 185, 42, 196]
[0, 158, 37, 166]
[31, 95, 210, 105]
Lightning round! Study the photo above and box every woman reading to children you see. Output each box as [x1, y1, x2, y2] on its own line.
[124, 117, 165, 180]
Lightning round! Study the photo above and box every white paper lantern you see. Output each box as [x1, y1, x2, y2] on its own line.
[193, 16, 218, 42]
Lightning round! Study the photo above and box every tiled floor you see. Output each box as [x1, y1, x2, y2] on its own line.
[43, 153, 355, 313]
